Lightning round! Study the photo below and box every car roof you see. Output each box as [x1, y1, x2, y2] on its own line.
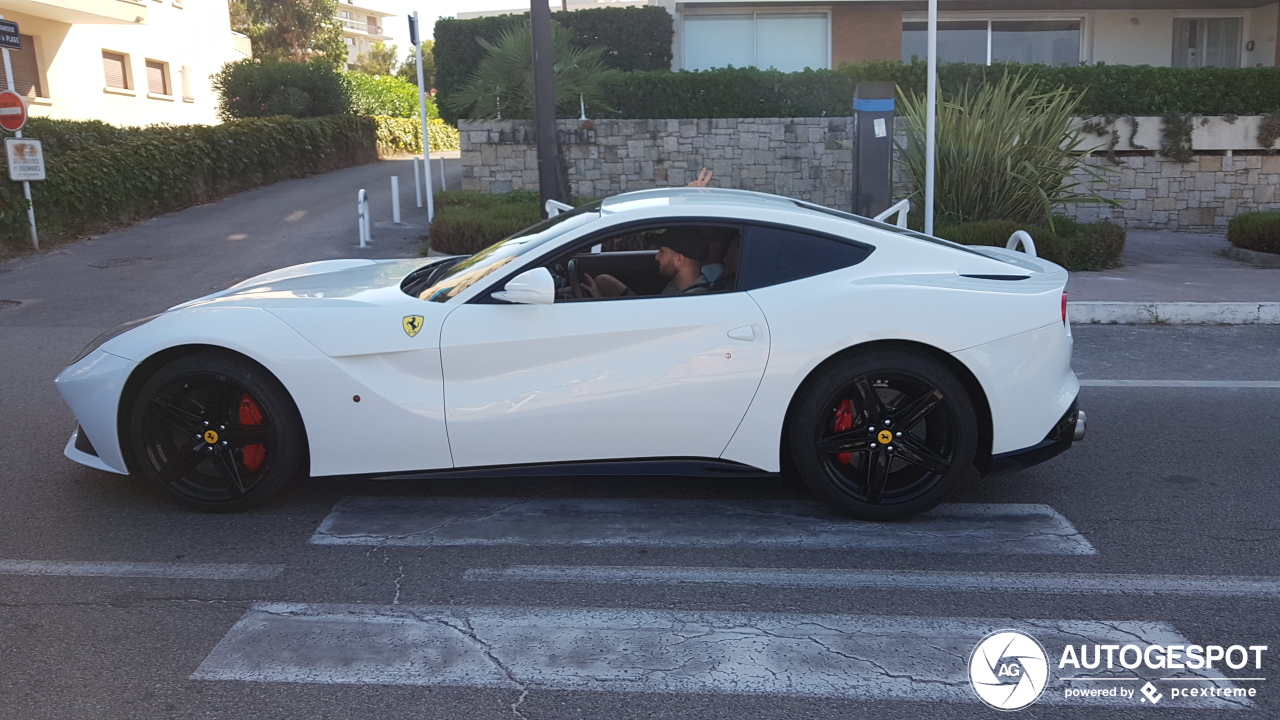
[600, 187, 805, 217]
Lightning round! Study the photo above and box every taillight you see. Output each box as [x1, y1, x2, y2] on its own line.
[1061, 292, 1068, 324]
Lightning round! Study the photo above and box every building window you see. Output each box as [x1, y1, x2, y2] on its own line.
[903, 20, 1081, 66]
[0, 35, 44, 98]
[145, 59, 170, 95]
[684, 13, 829, 72]
[102, 50, 131, 90]
[1173, 18, 1242, 68]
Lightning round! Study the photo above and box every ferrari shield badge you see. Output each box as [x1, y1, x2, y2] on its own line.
[402, 315, 424, 337]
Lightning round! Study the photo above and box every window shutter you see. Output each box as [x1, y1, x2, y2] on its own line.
[0, 36, 44, 97]
[146, 60, 167, 95]
[103, 51, 128, 89]
[755, 14, 829, 72]
[180, 65, 193, 99]
[683, 16, 754, 70]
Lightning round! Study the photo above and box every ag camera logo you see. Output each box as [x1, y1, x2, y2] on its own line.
[969, 630, 1050, 711]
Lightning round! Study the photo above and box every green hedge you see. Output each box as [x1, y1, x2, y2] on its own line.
[935, 217, 1126, 272]
[429, 190, 544, 255]
[373, 116, 461, 154]
[346, 72, 439, 119]
[434, 5, 672, 124]
[1227, 212, 1280, 255]
[0, 115, 378, 248]
[447, 60, 1280, 120]
[213, 59, 350, 120]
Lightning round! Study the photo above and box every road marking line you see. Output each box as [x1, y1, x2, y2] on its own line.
[0, 559, 283, 580]
[192, 603, 1247, 708]
[1081, 380, 1280, 388]
[311, 499, 1095, 555]
[464, 566, 1280, 597]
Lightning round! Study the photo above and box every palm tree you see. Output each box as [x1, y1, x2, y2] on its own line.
[445, 21, 615, 120]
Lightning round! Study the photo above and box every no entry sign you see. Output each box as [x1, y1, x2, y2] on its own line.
[0, 90, 26, 132]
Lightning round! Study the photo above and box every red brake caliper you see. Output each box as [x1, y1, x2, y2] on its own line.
[834, 398, 854, 465]
[239, 394, 266, 472]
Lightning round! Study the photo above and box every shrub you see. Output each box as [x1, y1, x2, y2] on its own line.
[1227, 211, 1280, 255]
[430, 190, 603, 254]
[897, 72, 1115, 227]
[1, 116, 378, 248]
[935, 217, 1126, 271]
[213, 59, 350, 120]
[345, 72, 436, 118]
[373, 117, 460, 154]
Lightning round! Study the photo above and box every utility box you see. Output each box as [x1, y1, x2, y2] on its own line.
[852, 82, 896, 218]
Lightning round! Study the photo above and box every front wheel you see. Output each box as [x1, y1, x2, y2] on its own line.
[789, 350, 978, 521]
[128, 352, 307, 512]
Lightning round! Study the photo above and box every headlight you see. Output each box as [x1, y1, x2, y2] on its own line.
[70, 314, 160, 365]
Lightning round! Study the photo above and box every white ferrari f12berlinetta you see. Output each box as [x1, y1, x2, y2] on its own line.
[56, 188, 1085, 519]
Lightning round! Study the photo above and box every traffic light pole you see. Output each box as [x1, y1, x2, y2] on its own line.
[410, 12, 434, 223]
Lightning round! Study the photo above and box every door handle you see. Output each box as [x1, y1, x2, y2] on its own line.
[727, 325, 755, 341]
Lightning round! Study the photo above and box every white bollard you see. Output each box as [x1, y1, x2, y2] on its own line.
[391, 175, 401, 224]
[413, 158, 422, 208]
[357, 188, 370, 248]
[439, 156, 447, 192]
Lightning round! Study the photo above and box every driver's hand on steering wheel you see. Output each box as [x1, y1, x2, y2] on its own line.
[579, 273, 602, 298]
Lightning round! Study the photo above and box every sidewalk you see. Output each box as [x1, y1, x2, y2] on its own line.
[1066, 229, 1280, 324]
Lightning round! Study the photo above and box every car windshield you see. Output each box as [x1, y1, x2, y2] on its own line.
[417, 202, 602, 303]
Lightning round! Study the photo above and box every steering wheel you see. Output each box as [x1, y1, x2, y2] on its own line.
[567, 258, 583, 299]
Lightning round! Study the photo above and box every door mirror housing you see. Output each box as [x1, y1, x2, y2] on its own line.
[492, 267, 555, 305]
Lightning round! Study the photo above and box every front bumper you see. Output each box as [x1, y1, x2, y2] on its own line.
[55, 349, 137, 475]
[986, 399, 1084, 475]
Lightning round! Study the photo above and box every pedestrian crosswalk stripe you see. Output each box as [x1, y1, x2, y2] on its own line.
[0, 559, 282, 580]
[192, 603, 1247, 709]
[464, 565, 1280, 597]
[311, 498, 1095, 555]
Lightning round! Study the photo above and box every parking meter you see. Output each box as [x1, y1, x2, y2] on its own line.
[852, 82, 896, 218]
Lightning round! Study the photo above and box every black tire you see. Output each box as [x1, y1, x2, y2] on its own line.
[789, 349, 978, 521]
[128, 352, 306, 512]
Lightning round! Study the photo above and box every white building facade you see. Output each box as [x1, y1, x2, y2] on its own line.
[336, 0, 394, 68]
[0, 0, 247, 126]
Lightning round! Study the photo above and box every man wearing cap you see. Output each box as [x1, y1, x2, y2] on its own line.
[581, 227, 713, 298]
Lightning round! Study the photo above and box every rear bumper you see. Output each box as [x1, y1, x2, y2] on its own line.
[986, 399, 1084, 475]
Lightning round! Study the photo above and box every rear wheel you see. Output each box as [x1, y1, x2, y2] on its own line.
[789, 350, 977, 520]
[128, 353, 306, 511]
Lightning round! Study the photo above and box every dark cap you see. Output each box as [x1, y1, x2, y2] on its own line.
[649, 227, 710, 262]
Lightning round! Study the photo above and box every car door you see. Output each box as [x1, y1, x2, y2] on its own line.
[439, 286, 770, 469]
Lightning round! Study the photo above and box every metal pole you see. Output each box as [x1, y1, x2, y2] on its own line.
[413, 12, 434, 222]
[413, 155, 422, 208]
[0, 16, 37, 250]
[924, 0, 937, 236]
[531, 0, 567, 214]
[391, 175, 401, 224]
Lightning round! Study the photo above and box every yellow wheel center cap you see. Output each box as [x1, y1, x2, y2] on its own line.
[204, 430, 220, 444]
[877, 430, 893, 445]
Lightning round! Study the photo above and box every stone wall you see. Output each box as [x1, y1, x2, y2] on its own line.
[459, 118, 1280, 229]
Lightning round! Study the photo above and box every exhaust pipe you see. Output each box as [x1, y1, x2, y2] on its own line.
[1074, 410, 1087, 442]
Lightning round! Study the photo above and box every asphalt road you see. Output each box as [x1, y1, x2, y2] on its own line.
[1, 171, 1278, 719]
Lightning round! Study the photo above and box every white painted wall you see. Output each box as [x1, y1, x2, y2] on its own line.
[11, 2, 241, 126]
[1090, 11, 1173, 66]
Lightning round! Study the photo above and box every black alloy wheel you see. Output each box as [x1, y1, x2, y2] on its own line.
[129, 352, 306, 511]
[790, 350, 978, 520]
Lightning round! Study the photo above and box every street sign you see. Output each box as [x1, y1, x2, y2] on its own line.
[0, 20, 19, 50]
[0, 90, 26, 131]
[6, 137, 44, 181]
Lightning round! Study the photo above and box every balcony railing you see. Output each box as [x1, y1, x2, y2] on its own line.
[339, 18, 383, 35]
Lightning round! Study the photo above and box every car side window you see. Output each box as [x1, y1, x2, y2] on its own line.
[737, 225, 872, 291]
[548, 224, 742, 301]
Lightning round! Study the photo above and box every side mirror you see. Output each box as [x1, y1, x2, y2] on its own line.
[492, 267, 555, 305]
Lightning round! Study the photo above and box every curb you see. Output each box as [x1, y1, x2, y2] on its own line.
[1221, 246, 1280, 268]
[1069, 301, 1280, 325]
